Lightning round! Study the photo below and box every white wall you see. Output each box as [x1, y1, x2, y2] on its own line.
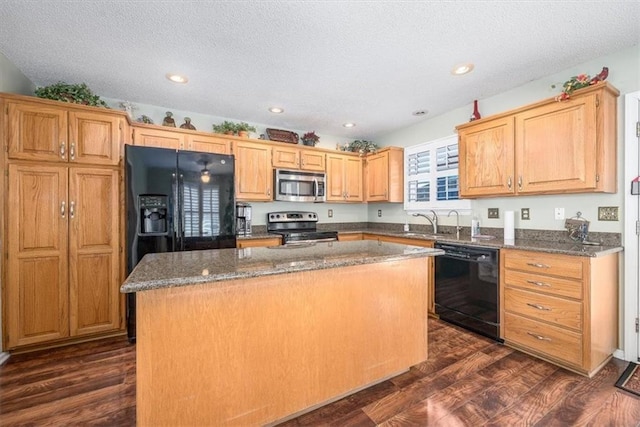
[0, 51, 35, 94]
[373, 45, 640, 234]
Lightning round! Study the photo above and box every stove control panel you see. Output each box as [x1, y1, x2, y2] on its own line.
[267, 211, 318, 223]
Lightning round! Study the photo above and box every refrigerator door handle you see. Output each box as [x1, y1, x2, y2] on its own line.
[172, 172, 181, 251]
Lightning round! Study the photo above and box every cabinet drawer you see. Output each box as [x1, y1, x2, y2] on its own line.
[503, 251, 584, 280]
[504, 313, 582, 367]
[503, 269, 582, 299]
[504, 288, 582, 330]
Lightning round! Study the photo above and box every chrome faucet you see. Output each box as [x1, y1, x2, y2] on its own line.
[448, 209, 461, 240]
[413, 210, 438, 234]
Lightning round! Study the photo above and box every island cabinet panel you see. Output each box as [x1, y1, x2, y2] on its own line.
[501, 249, 618, 377]
[136, 258, 429, 426]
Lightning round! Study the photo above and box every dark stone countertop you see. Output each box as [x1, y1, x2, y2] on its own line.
[121, 240, 443, 293]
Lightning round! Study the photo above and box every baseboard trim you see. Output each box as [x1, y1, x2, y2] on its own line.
[613, 348, 626, 361]
[0, 352, 10, 366]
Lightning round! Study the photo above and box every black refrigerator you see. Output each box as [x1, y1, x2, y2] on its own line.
[125, 145, 236, 343]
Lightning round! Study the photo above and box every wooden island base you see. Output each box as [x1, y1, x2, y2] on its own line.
[136, 258, 429, 426]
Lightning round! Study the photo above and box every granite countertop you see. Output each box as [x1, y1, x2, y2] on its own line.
[121, 240, 443, 293]
[338, 229, 622, 257]
[237, 228, 622, 257]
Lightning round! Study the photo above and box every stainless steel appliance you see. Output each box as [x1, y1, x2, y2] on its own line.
[274, 169, 326, 202]
[236, 202, 252, 236]
[434, 242, 501, 341]
[125, 145, 237, 343]
[267, 211, 338, 244]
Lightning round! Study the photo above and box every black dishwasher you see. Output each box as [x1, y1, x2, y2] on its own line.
[434, 243, 501, 341]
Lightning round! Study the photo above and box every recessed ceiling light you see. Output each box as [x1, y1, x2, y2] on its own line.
[166, 73, 188, 84]
[451, 63, 474, 75]
[269, 107, 284, 113]
[412, 110, 428, 116]
[343, 122, 356, 128]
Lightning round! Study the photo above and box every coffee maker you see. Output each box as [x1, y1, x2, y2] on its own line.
[236, 202, 252, 236]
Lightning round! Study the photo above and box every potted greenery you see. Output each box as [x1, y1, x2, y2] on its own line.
[35, 82, 109, 108]
[301, 131, 320, 146]
[212, 121, 238, 135]
[235, 122, 256, 138]
[344, 140, 378, 155]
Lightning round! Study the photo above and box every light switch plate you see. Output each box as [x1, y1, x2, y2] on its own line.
[488, 208, 499, 219]
[328, 209, 333, 218]
[521, 208, 530, 220]
[377, 209, 382, 217]
[598, 206, 619, 221]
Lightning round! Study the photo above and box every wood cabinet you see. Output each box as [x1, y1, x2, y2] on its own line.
[6, 164, 120, 349]
[186, 134, 231, 155]
[236, 237, 281, 248]
[272, 145, 325, 171]
[338, 232, 363, 241]
[234, 140, 273, 201]
[457, 82, 618, 198]
[501, 249, 618, 377]
[6, 99, 124, 166]
[365, 147, 404, 202]
[362, 234, 436, 315]
[132, 126, 185, 149]
[326, 152, 363, 202]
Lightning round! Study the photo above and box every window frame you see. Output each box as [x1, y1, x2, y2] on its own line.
[404, 134, 471, 212]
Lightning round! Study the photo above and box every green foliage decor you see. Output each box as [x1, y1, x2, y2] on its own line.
[35, 82, 109, 108]
[342, 140, 378, 155]
[212, 120, 256, 135]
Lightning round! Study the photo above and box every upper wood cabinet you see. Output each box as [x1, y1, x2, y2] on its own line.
[326, 152, 363, 202]
[456, 82, 619, 198]
[132, 126, 185, 150]
[6, 164, 121, 349]
[6, 99, 124, 166]
[186, 134, 231, 155]
[272, 145, 325, 172]
[234, 140, 273, 201]
[365, 147, 403, 202]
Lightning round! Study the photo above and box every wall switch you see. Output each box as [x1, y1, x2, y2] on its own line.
[328, 209, 333, 218]
[521, 208, 530, 220]
[554, 207, 565, 220]
[377, 209, 382, 217]
[598, 206, 619, 221]
[488, 208, 499, 219]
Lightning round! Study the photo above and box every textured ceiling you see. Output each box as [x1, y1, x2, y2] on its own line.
[1, 1, 639, 139]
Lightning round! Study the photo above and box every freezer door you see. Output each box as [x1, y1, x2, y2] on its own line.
[177, 150, 236, 251]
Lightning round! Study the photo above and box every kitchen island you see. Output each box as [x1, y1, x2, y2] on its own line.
[122, 240, 442, 426]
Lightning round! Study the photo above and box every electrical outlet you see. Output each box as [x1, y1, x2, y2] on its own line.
[377, 209, 382, 217]
[488, 208, 499, 219]
[521, 208, 530, 220]
[328, 209, 333, 218]
[554, 207, 565, 220]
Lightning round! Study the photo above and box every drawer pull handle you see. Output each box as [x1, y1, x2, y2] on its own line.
[527, 280, 551, 287]
[527, 332, 551, 341]
[527, 303, 551, 311]
[526, 262, 550, 269]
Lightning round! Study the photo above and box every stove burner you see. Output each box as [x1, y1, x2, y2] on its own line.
[267, 211, 338, 244]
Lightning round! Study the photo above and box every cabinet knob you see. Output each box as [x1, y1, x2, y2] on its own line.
[507, 176, 512, 189]
[518, 175, 523, 189]
[70, 142, 75, 161]
[60, 142, 66, 159]
[526, 262, 550, 269]
[60, 201, 66, 218]
[70, 201, 75, 218]
[267, 188, 271, 196]
[526, 303, 551, 311]
[526, 280, 551, 287]
[527, 332, 551, 341]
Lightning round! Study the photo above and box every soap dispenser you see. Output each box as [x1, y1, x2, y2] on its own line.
[403, 217, 410, 232]
[471, 214, 481, 237]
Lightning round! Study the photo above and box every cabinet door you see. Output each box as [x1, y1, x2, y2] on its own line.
[272, 145, 300, 169]
[515, 94, 597, 194]
[458, 117, 515, 197]
[7, 101, 68, 162]
[344, 156, 363, 202]
[69, 111, 122, 166]
[326, 154, 346, 201]
[366, 152, 389, 201]
[300, 149, 325, 171]
[187, 134, 231, 155]
[6, 164, 69, 348]
[133, 127, 185, 149]
[234, 141, 272, 201]
[237, 237, 281, 248]
[69, 168, 121, 336]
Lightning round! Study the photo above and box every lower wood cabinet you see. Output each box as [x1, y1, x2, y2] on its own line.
[5, 164, 122, 350]
[501, 249, 618, 377]
[236, 237, 281, 248]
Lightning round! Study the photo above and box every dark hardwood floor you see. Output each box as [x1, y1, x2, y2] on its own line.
[1, 319, 639, 426]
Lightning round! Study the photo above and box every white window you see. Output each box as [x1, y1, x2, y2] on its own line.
[404, 134, 471, 212]
[182, 182, 221, 237]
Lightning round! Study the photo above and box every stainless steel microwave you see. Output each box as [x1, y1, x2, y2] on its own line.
[274, 169, 326, 202]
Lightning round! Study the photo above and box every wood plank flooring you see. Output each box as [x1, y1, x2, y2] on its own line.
[1, 319, 639, 426]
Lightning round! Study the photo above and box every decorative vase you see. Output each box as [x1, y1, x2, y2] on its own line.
[301, 140, 315, 146]
[238, 130, 249, 138]
[470, 100, 481, 121]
